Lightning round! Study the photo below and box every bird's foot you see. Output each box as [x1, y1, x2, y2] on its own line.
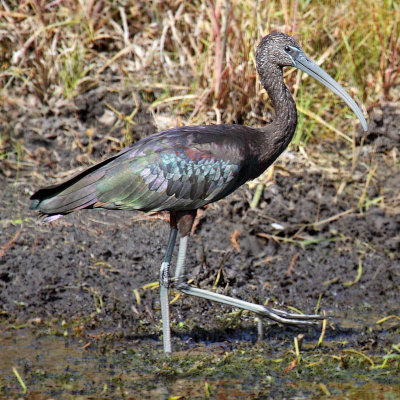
[175, 281, 325, 326]
[258, 305, 325, 326]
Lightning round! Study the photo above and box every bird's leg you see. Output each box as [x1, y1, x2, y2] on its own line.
[174, 235, 189, 287]
[159, 226, 178, 354]
[173, 210, 196, 288]
[256, 317, 263, 342]
[173, 211, 324, 327]
[176, 268, 324, 325]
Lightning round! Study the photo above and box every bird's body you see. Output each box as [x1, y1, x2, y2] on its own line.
[31, 32, 368, 354]
[31, 123, 293, 219]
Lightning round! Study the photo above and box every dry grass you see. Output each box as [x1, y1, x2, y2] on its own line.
[1, 1, 399, 130]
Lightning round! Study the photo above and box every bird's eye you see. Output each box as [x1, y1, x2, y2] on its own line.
[284, 46, 291, 52]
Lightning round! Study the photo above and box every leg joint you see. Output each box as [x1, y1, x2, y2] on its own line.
[160, 262, 170, 288]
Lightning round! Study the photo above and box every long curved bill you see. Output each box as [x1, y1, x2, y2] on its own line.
[292, 49, 368, 132]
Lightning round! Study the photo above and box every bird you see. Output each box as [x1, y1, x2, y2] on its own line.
[30, 32, 368, 354]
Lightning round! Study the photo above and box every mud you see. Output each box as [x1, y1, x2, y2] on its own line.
[0, 91, 399, 397]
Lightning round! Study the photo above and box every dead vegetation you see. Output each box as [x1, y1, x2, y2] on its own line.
[1, 0, 399, 130]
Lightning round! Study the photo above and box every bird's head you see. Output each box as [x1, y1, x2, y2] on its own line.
[256, 32, 368, 132]
[256, 31, 303, 70]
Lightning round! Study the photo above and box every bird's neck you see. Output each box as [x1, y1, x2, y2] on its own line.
[258, 65, 298, 164]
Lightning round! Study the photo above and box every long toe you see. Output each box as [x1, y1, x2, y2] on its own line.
[262, 306, 325, 325]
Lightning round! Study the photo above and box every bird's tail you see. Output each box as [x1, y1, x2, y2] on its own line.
[30, 154, 120, 222]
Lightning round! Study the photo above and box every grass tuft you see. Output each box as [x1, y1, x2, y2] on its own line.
[2, 0, 398, 143]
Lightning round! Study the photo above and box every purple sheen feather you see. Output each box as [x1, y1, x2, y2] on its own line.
[156, 180, 168, 193]
[76, 198, 98, 210]
[140, 168, 152, 179]
[43, 214, 63, 223]
[148, 175, 166, 191]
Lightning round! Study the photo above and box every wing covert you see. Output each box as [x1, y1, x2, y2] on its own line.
[96, 141, 242, 212]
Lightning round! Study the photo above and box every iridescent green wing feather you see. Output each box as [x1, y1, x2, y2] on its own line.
[96, 137, 241, 212]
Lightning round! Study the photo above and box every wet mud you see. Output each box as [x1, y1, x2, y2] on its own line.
[0, 92, 399, 398]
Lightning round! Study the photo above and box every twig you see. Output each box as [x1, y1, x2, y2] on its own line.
[286, 252, 300, 276]
[0, 228, 22, 258]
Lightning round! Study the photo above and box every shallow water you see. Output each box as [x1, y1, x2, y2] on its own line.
[1, 326, 399, 399]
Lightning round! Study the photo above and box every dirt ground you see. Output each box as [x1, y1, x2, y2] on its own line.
[0, 89, 399, 397]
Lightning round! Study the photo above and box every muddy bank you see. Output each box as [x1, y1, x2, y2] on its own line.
[0, 93, 399, 397]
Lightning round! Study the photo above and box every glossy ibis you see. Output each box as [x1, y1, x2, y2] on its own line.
[30, 32, 368, 354]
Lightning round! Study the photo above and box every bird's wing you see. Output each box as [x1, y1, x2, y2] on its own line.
[31, 125, 251, 216]
[96, 134, 243, 212]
